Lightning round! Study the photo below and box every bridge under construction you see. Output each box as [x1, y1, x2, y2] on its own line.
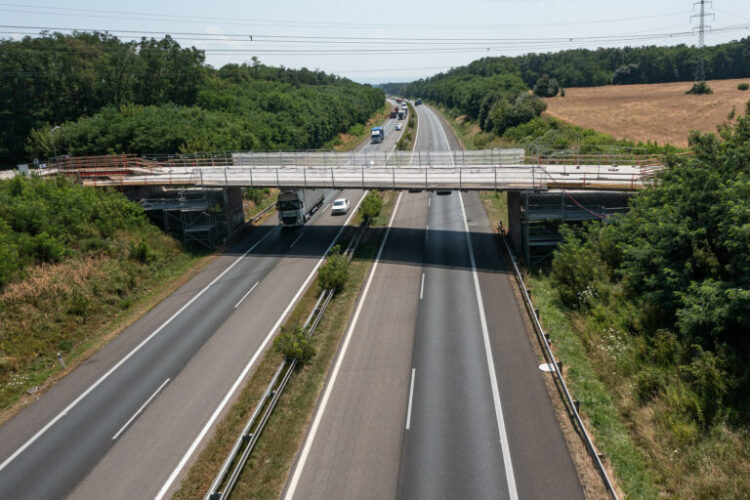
[44, 149, 663, 192]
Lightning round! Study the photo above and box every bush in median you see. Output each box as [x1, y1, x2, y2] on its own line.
[358, 191, 383, 222]
[274, 326, 315, 364]
[318, 245, 349, 292]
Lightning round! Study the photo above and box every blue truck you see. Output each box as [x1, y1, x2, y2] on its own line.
[371, 126, 385, 144]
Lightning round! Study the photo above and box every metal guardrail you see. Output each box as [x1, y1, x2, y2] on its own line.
[205, 217, 367, 500]
[499, 228, 619, 500]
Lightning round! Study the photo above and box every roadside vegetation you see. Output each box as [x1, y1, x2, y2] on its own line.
[489, 105, 750, 498]
[1, 32, 383, 167]
[173, 191, 399, 500]
[396, 102, 418, 150]
[0, 175, 205, 415]
[242, 188, 278, 221]
[322, 100, 392, 152]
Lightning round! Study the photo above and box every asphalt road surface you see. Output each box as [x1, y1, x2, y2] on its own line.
[284, 103, 584, 500]
[0, 105, 404, 499]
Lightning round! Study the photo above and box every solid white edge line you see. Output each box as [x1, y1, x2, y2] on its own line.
[419, 273, 425, 300]
[234, 281, 260, 309]
[458, 191, 518, 500]
[0, 224, 279, 474]
[406, 368, 416, 430]
[112, 378, 171, 441]
[155, 189, 368, 500]
[283, 191, 404, 500]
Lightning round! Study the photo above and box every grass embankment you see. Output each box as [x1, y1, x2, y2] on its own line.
[174, 191, 398, 500]
[396, 102, 418, 150]
[525, 274, 750, 499]
[0, 176, 208, 420]
[322, 100, 393, 152]
[242, 187, 279, 220]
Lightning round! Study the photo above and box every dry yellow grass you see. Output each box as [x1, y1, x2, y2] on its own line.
[544, 78, 750, 147]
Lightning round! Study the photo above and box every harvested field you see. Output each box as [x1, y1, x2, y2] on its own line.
[544, 78, 750, 147]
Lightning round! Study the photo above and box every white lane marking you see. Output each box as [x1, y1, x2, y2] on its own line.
[156, 190, 369, 500]
[419, 273, 425, 300]
[234, 281, 260, 309]
[284, 192, 404, 500]
[112, 378, 170, 441]
[0, 225, 279, 474]
[289, 232, 304, 249]
[406, 368, 416, 430]
[458, 191, 518, 500]
[427, 197, 431, 208]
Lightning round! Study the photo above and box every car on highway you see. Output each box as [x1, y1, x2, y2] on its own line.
[395, 122, 403, 130]
[331, 197, 350, 215]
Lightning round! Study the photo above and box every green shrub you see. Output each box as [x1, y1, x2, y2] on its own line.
[317, 245, 349, 292]
[358, 191, 382, 222]
[129, 239, 157, 264]
[274, 326, 315, 364]
[686, 81, 713, 95]
[738, 83, 749, 91]
[550, 226, 611, 309]
[533, 74, 560, 97]
[243, 187, 270, 206]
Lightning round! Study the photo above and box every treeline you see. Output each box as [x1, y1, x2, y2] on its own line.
[406, 73, 548, 137]
[403, 37, 750, 94]
[0, 33, 384, 166]
[551, 104, 750, 430]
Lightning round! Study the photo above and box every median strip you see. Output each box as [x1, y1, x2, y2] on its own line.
[173, 191, 399, 500]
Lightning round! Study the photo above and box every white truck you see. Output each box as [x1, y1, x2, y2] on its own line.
[276, 189, 327, 227]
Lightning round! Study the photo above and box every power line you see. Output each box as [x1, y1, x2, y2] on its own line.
[0, 3, 695, 31]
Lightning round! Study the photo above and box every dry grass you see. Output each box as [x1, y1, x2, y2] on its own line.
[544, 78, 750, 147]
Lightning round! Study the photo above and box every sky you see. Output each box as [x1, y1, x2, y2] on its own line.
[2, 0, 750, 84]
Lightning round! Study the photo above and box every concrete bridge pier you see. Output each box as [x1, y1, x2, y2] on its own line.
[506, 190, 633, 266]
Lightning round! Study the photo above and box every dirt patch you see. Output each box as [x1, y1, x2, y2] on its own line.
[544, 78, 750, 147]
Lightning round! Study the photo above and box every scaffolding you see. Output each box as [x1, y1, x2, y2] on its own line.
[140, 190, 226, 248]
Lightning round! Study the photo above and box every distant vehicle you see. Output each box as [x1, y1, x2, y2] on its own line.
[395, 122, 403, 130]
[276, 189, 327, 226]
[395, 98, 402, 103]
[436, 189, 452, 195]
[415, 99, 423, 105]
[331, 198, 350, 215]
[371, 126, 385, 143]
[390, 106, 399, 118]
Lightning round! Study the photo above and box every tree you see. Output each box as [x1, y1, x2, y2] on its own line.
[318, 245, 349, 292]
[358, 191, 383, 222]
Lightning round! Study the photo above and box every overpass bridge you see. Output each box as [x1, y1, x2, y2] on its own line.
[47, 150, 663, 192]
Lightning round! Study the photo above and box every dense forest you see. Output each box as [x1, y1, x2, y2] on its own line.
[390, 36, 750, 98]
[0, 32, 384, 167]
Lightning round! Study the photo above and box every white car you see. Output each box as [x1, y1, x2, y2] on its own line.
[395, 122, 403, 131]
[331, 198, 350, 215]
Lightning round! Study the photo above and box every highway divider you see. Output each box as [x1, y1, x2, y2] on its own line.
[500, 227, 619, 500]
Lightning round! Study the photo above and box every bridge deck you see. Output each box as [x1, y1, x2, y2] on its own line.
[44, 150, 664, 191]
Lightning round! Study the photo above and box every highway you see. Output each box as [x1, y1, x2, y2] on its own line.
[0, 104, 403, 499]
[284, 103, 584, 499]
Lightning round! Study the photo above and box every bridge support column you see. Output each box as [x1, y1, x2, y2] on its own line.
[223, 187, 245, 235]
[507, 191, 523, 256]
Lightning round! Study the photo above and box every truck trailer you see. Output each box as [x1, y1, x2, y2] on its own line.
[390, 106, 399, 118]
[276, 189, 327, 227]
[371, 126, 385, 143]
